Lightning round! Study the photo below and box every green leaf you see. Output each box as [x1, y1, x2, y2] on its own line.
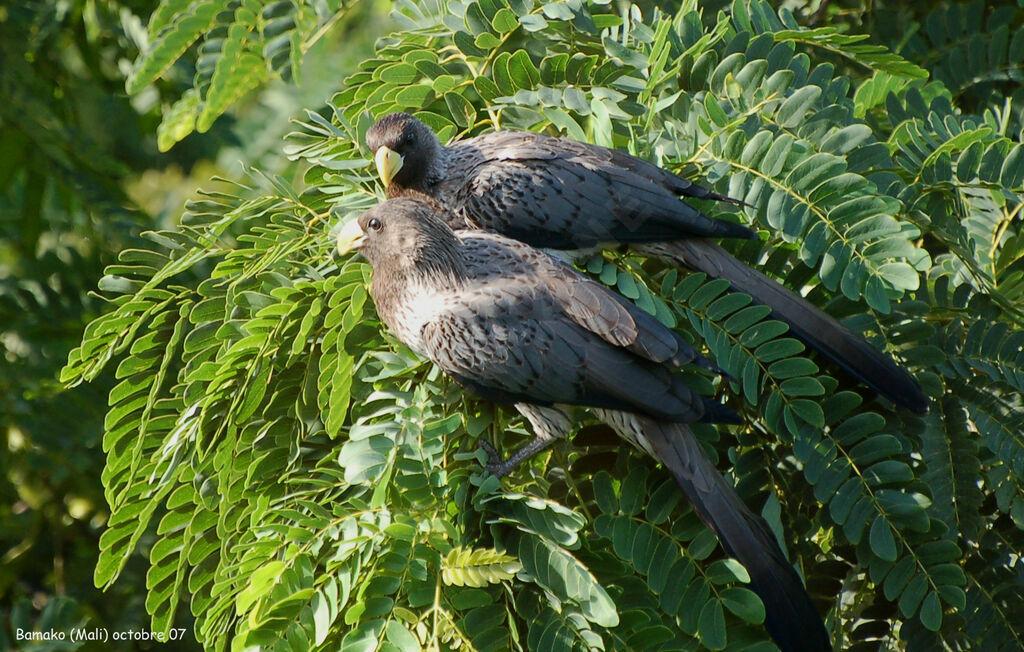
[385, 621, 420, 652]
[720, 587, 765, 624]
[442, 547, 522, 587]
[237, 561, 285, 614]
[507, 49, 539, 89]
[776, 86, 822, 128]
[698, 598, 727, 650]
[519, 14, 548, 32]
[919, 590, 943, 631]
[379, 63, 419, 84]
[491, 8, 518, 33]
[869, 516, 898, 561]
[593, 471, 618, 515]
[340, 620, 386, 652]
[444, 92, 476, 128]
[157, 88, 201, 151]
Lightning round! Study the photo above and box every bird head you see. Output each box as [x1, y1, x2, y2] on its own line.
[365, 113, 440, 189]
[337, 198, 465, 281]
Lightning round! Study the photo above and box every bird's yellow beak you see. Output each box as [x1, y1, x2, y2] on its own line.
[336, 219, 366, 256]
[374, 146, 404, 186]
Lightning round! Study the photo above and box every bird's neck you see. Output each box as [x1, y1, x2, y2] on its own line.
[372, 253, 465, 352]
[400, 147, 448, 195]
[372, 242, 467, 310]
[411, 256, 466, 291]
[425, 146, 448, 187]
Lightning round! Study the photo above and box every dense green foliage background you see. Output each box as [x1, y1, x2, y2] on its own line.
[4, 0, 1024, 650]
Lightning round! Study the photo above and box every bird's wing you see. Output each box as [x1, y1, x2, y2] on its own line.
[476, 131, 731, 202]
[638, 239, 928, 413]
[457, 232, 711, 369]
[598, 410, 832, 652]
[419, 281, 714, 423]
[452, 132, 754, 248]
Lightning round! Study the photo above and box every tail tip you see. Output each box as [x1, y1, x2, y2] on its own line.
[720, 221, 758, 240]
[900, 391, 929, 415]
[701, 399, 742, 424]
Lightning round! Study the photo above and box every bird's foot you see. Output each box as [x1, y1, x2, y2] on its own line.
[479, 440, 515, 478]
[479, 435, 556, 478]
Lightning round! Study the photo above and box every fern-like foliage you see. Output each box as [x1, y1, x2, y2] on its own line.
[898, 1, 1024, 110]
[65, 0, 1024, 650]
[132, 0, 367, 151]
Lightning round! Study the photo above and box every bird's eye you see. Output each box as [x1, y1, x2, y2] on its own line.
[367, 217, 383, 232]
[405, 131, 416, 144]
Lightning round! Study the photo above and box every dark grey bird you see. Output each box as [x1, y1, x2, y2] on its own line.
[337, 197, 832, 652]
[365, 112, 927, 414]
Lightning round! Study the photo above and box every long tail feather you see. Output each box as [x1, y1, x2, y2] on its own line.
[634, 417, 832, 652]
[637, 240, 928, 414]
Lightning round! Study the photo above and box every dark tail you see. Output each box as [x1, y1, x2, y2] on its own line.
[640, 418, 832, 652]
[637, 240, 928, 414]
